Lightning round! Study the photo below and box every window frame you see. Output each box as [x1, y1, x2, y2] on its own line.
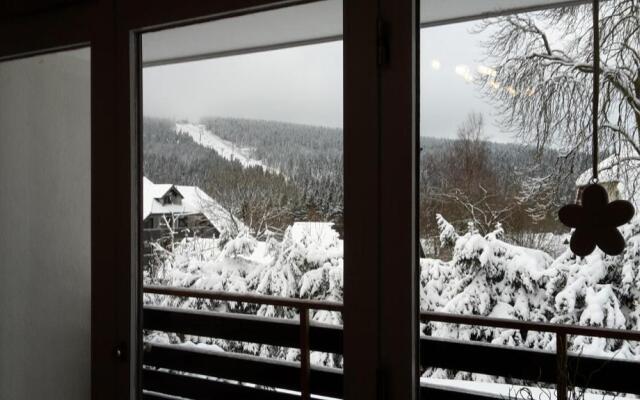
[0, 0, 420, 399]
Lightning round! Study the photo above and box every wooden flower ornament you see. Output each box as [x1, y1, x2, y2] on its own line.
[559, 184, 634, 257]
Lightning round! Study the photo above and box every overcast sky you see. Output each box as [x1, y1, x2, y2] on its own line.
[143, 21, 514, 142]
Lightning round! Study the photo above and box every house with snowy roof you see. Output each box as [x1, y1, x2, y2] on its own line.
[575, 150, 640, 207]
[143, 176, 227, 242]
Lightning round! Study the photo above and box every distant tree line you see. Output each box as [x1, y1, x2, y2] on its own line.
[143, 117, 343, 238]
[202, 117, 343, 231]
[420, 113, 587, 255]
[144, 115, 586, 249]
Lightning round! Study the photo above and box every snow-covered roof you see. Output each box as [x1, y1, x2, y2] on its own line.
[576, 150, 640, 206]
[143, 177, 237, 231]
[577, 155, 621, 187]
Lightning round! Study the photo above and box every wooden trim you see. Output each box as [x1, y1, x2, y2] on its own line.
[143, 343, 343, 398]
[420, 384, 503, 400]
[143, 369, 300, 400]
[146, 303, 640, 395]
[0, 2, 91, 61]
[420, 336, 640, 395]
[145, 286, 344, 311]
[378, 0, 419, 399]
[342, 0, 381, 399]
[0, 0, 86, 19]
[421, 311, 640, 341]
[90, 0, 118, 399]
[144, 306, 343, 354]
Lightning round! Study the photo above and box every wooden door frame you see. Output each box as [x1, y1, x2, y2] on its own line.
[0, 0, 420, 399]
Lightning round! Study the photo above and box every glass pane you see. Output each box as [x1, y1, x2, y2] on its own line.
[140, 1, 343, 398]
[419, 0, 640, 397]
[0, 48, 91, 399]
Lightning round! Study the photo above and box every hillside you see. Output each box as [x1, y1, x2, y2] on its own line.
[201, 117, 342, 182]
[143, 117, 343, 237]
[143, 116, 586, 242]
[176, 122, 277, 174]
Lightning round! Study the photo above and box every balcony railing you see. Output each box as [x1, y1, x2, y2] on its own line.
[142, 286, 640, 400]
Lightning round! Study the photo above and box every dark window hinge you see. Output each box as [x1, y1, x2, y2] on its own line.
[377, 18, 389, 66]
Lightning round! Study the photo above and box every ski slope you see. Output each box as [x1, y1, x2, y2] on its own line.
[176, 122, 278, 174]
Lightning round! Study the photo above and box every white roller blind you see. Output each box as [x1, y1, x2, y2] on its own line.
[142, 0, 342, 66]
[142, 0, 580, 66]
[421, 0, 585, 25]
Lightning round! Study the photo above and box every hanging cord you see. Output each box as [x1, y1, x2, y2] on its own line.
[591, 0, 601, 182]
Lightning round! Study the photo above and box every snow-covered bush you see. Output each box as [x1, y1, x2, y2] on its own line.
[421, 215, 640, 370]
[422, 218, 554, 351]
[144, 222, 345, 366]
[299, 259, 344, 368]
[144, 214, 640, 376]
[247, 222, 342, 312]
[219, 231, 257, 258]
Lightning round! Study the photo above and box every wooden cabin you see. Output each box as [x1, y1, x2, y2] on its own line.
[143, 177, 220, 243]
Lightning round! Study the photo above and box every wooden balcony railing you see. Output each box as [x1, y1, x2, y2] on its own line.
[142, 286, 640, 400]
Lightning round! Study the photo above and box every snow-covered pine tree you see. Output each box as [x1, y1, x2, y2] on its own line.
[422, 218, 554, 349]
[246, 222, 343, 362]
[549, 219, 640, 359]
[421, 214, 640, 381]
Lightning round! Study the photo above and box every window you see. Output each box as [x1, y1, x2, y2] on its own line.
[139, 2, 344, 398]
[2, 2, 422, 399]
[419, 0, 640, 397]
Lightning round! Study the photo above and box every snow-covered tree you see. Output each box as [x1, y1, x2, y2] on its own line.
[421, 214, 640, 372]
[422, 218, 555, 353]
[476, 1, 640, 202]
[144, 210, 640, 378]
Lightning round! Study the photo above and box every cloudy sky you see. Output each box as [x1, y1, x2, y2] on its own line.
[143, 20, 514, 142]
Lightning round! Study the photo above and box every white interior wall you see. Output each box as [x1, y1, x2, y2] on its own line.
[0, 48, 91, 400]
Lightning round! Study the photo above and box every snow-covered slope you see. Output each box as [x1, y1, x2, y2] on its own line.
[176, 122, 278, 174]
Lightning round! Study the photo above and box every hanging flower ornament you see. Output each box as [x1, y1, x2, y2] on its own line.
[559, 185, 634, 256]
[558, 0, 635, 256]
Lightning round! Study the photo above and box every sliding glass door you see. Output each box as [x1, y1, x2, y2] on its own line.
[418, 0, 640, 398]
[0, 1, 422, 399]
[137, 2, 346, 399]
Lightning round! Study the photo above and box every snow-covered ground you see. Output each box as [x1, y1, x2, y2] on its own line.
[422, 378, 635, 400]
[176, 122, 278, 174]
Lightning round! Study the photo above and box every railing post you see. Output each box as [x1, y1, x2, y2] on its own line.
[556, 332, 568, 400]
[300, 307, 310, 400]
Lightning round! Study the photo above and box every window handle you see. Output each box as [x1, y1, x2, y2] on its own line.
[114, 342, 127, 361]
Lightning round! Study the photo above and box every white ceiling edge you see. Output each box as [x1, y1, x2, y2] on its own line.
[142, 0, 584, 67]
